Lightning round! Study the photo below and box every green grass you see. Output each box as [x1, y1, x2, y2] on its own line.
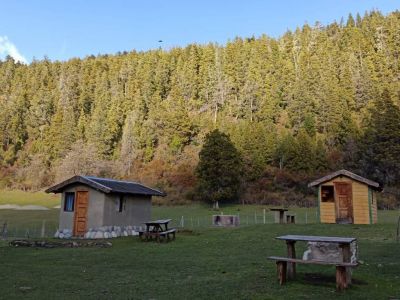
[0, 203, 399, 237]
[0, 189, 59, 208]
[0, 206, 399, 299]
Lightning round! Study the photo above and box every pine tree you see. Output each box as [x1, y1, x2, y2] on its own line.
[196, 129, 243, 208]
[358, 89, 400, 186]
[289, 129, 316, 173]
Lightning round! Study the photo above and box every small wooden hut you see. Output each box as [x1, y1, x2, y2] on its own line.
[46, 175, 165, 237]
[308, 170, 381, 224]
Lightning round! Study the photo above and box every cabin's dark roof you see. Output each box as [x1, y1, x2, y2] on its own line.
[45, 175, 166, 197]
[308, 169, 380, 189]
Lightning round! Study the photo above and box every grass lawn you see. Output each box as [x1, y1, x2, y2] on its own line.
[0, 207, 399, 299]
[0, 189, 59, 208]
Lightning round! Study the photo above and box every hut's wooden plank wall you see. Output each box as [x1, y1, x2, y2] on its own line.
[320, 202, 336, 223]
[319, 176, 374, 224]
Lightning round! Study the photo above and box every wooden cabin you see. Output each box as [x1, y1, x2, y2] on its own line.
[308, 170, 381, 224]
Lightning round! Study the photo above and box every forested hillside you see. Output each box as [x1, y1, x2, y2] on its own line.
[0, 11, 399, 206]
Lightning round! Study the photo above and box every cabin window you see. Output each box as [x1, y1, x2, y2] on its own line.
[321, 186, 334, 202]
[64, 192, 75, 212]
[117, 195, 125, 212]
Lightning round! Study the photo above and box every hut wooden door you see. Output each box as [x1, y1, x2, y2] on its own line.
[73, 191, 89, 236]
[334, 182, 353, 224]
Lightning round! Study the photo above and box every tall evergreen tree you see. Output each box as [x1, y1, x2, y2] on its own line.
[358, 89, 400, 186]
[196, 129, 243, 208]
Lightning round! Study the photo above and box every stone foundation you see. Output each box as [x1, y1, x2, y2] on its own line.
[54, 226, 141, 239]
[302, 242, 357, 263]
[212, 215, 240, 227]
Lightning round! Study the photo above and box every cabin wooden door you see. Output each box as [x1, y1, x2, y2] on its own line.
[334, 182, 353, 224]
[73, 191, 89, 236]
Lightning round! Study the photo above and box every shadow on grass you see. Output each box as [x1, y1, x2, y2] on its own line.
[301, 272, 368, 287]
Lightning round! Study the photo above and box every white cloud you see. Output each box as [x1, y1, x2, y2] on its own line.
[0, 36, 28, 64]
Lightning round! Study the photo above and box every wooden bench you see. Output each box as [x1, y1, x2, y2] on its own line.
[159, 228, 176, 242]
[268, 256, 358, 291]
[139, 229, 176, 242]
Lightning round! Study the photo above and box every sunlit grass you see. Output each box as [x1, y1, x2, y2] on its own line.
[0, 222, 399, 299]
[0, 189, 59, 208]
[0, 196, 399, 299]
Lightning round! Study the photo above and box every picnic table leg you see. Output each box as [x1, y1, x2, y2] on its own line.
[276, 261, 287, 285]
[336, 265, 347, 291]
[286, 241, 296, 279]
[340, 243, 352, 285]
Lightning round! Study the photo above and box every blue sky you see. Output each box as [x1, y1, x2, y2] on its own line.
[0, 0, 398, 63]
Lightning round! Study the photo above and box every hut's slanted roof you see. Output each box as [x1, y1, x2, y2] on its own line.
[308, 169, 380, 189]
[45, 175, 166, 197]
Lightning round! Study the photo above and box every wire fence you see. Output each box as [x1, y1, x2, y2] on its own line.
[1, 208, 399, 240]
[0, 210, 317, 239]
[0, 220, 59, 239]
[157, 209, 320, 229]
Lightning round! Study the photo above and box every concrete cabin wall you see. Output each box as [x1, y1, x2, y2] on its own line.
[59, 185, 152, 232]
[59, 184, 106, 231]
[319, 176, 374, 224]
[103, 194, 151, 227]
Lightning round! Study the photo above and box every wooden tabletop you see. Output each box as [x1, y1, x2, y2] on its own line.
[270, 208, 289, 212]
[144, 219, 172, 225]
[276, 235, 356, 244]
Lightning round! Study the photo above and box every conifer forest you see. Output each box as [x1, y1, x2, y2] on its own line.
[0, 11, 399, 207]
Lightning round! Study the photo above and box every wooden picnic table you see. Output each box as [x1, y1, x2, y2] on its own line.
[270, 208, 288, 224]
[144, 219, 172, 232]
[141, 219, 176, 242]
[274, 235, 357, 288]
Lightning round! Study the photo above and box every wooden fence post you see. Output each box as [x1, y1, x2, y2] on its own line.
[1, 222, 7, 240]
[41, 220, 46, 238]
[263, 209, 266, 224]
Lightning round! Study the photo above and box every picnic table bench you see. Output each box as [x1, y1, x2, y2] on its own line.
[139, 219, 176, 242]
[268, 235, 358, 291]
[159, 229, 176, 241]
